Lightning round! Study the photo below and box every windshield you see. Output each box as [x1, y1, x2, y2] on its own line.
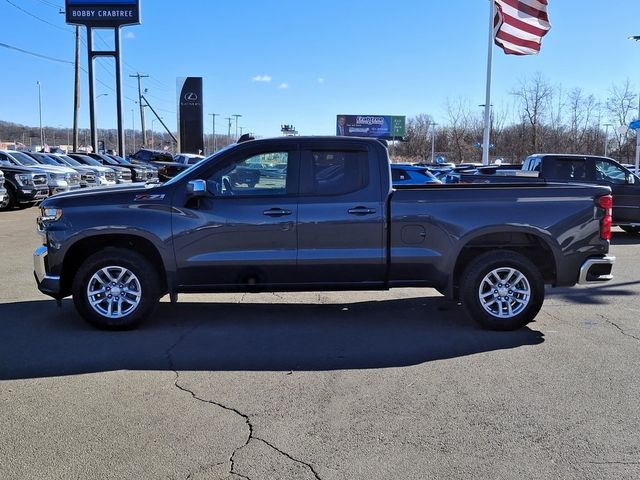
[74, 155, 102, 167]
[163, 144, 237, 186]
[110, 155, 132, 165]
[56, 155, 82, 167]
[9, 151, 39, 166]
[98, 155, 119, 165]
[37, 155, 61, 166]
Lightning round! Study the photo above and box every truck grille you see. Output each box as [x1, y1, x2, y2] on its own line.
[118, 170, 132, 182]
[105, 171, 116, 182]
[68, 173, 81, 186]
[81, 173, 97, 186]
[0, 172, 4, 187]
[33, 174, 47, 186]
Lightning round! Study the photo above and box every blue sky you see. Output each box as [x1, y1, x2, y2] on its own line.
[1, 0, 639, 138]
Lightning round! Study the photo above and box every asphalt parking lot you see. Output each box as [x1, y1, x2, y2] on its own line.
[1, 207, 639, 480]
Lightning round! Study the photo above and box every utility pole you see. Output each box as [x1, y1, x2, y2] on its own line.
[225, 117, 232, 140]
[232, 114, 242, 140]
[130, 73, 149, 146]
[73, 25, 80, 152]
[209, 113, 219, 152]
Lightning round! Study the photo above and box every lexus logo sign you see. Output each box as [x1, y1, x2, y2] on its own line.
[184, 92, 198, 101]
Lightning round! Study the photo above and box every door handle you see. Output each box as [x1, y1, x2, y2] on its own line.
[263, 208, 292, 217]
[348, 207, 376, 215]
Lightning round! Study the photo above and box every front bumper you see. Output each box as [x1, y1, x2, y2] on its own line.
[578, 255, 616, 284]
[17, 186, 49, 204]
[34, 245, 61, 297]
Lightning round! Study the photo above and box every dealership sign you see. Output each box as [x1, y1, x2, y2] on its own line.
[177, 77, 204, 154]
[336, 115, 406, 140]
[65, 0, 140, 26]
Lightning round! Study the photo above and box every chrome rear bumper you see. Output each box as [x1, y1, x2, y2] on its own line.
[578, 255, 615, 284]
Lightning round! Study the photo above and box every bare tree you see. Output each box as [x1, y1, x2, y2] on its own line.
[510, 72, 554, 152]
[444, 98, 476, 163]
[606, 79, 638, 162]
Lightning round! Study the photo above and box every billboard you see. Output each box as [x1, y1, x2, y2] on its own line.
[177, 77, 204, 154]
[336, 115, 406, 140]
[65, 0, 140, 26]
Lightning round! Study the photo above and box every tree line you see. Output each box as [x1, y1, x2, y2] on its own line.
[394, 74, 639, 165]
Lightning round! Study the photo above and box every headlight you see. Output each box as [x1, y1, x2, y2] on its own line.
[16, 174, 34, 186]
[40, 207, 63, 222]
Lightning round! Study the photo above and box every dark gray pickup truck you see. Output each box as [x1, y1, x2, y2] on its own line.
[34, 137, 615, 331]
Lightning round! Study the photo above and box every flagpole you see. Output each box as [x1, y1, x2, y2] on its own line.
[482, 0, 495, 166]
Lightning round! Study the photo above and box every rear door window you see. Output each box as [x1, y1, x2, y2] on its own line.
[301, 150, 369, 195]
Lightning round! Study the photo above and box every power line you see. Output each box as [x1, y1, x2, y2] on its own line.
[32, 0, 63, 9]
[0, 41, 73, 64]
[5, 0, 72, 33]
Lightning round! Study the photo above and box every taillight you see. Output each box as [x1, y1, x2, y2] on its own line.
[597, 194, 613, 241]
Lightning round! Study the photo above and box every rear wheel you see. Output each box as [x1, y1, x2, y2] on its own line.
[620, 225, 640, 234]
[460, 250, 544, 330]
[72, 248, 160, 330]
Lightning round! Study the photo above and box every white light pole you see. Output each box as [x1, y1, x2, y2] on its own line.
[209, 113, 219, 152]
[131, 109, 136, 153]
[603, 123, 612, 157]
[430, 122, 438, 163]
[37, 81, 43, 147]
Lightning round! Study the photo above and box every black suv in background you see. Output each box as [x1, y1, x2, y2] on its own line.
[0, 161, 49, 210]
[128, 148, 189, 181]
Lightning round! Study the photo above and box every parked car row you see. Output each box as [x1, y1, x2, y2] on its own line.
[0, 149, 160, 211]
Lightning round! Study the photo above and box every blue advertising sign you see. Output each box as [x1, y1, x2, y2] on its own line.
[336, 115, 406, 140]
[629, 119, 640, 130]
[65, 0, 140, 26]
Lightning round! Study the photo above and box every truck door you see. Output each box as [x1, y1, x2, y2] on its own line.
[172, 145, 300, 287]
[296, 143, 386, 285]
[593, 158, 640, 224]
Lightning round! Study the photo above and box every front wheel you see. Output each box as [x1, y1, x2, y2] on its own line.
[72, 248, 160, 330]
[460, 250, 544, 331]
[0, 185, 16, 211]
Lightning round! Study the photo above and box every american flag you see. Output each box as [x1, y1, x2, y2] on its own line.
[494, 0, 551, 55]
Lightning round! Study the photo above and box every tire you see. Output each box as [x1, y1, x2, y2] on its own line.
[620, 225, 640, 234]
[72, 248, 160, 330]
[460, 250, 544, 331]
[0, 185, 16, 211]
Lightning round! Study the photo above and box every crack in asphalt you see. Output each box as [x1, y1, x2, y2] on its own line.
[184, 461, 226, 479]
[166, 326, 321, 480]
[253, 437, 322, 480]
[598, 314, 640, 342]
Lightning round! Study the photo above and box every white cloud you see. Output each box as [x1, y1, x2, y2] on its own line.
[124, 31, 135, 39]
[252, 75, 272, 82]
[317, 77, 325, 83]
[278, 82, 289, 89]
